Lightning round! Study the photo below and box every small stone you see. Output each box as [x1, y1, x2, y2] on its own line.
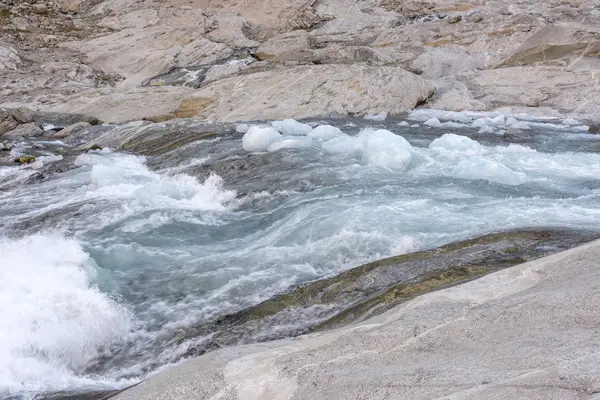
[3, 122, 44, 138]
[588, 124, 600, 134]
[447, 15, 462, 24]
[32, 3, 48, 14]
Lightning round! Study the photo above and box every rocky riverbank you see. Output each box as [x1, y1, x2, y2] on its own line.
[1, 0, 600, 124]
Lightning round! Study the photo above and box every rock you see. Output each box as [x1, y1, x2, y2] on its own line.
[112, 235, 600, 400]
[447, 15, 462, 24]
[12, 107, 35, 124]
[171, 65, 434, 121]
[58, 0, 82, 13]
[255, 30, 313, 62]
[0, 119, 19, 136]
[35, 111, 101, 129]
[588, 123, 600, 134]
[14, 155, 36, 165]
[31, 3, 48, 14]
[3, 122, 44, 138]
[49, 121, 91, 138]
[0, 45, 22, 72]
[80, 119, 236, 155]
[497, 22, 600, 67]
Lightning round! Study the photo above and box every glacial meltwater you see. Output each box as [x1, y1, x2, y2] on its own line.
[2, 111, 600, 399]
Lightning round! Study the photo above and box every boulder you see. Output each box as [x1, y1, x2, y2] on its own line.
[12, 107, 35, 124]
[588, 123, 600, 134]
[3, 122, 43, 138]
[0, 119, 18, 136]
[49, 121, 91, 138]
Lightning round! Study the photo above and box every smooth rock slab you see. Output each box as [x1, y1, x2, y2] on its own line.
[172, 65, 434, 122]
[114, 236, 600, 400]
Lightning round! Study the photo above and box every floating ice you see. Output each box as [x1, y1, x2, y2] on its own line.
[490, 115, 505, 125]
[321, 136, 362, 155]
[398, 121, 410, 127]
[410, 124, 420, 128]
[360, 129, 413, 170]
[235, 123, 250, 134]
[424, 117, 442, 127]
[271, 119, 312, 136]
[511, 121, 530, 130]
[242, 126, 282, 152]
[562, 118, 580, 126]
[478, 126, 495, 134]
[267, 137, 313, 152]
[472, 118, 491, 128]
[364, 112, 388, 122]
[429, 134, 486, 156]
[453, 156, 527, 186]
[505, 117, 518, 126]
[307, 125, 345, 141]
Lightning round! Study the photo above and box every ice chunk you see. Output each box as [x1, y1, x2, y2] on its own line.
[490, 115, 505, 126]
[308, 125, 345, 141]
[235, 123, 250, 134]
[361, 129, 413, 171]
[410, 124, 420, 128]
[511, 121, 530, 130]
[364, 112, 388, 122]
[562, 118, 580, 126]
[429, 134, 486, 156]
[242, 126, 282, 152]
[505, 117, 518, 126]
[424, 117, 442, 127]
[478, 126, 495, 134]
[321, 136, 362, 155]
[472, 118, 491, 128]
[267, 137, 313, 152]
[453, 156, 527, 186]
[271, 119, 312, 136]
[398, 121, 410, 127]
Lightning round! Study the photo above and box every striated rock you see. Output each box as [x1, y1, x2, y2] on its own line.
[112, 235, 600, 400]
[0, 119, 19, 136]
[255, 30, 313, 62]
[49, 121, 91, 138]
[497, 22, 600, 67]
[80, 119, 235, 155]
[35, 111, 101, 129]
[3, 122, 43, 138]
[0, 45, 22, 72]
[171, 65, 434, 121]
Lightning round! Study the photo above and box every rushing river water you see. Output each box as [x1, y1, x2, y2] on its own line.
[2, 114, 600, 399]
